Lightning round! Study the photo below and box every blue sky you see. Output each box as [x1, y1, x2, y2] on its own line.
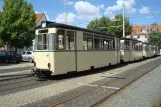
[0, 0, 161, 28]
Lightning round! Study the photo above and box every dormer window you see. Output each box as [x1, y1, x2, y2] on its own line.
[142, 27, 147, 33]
[152, 27, 158, 31]
[133, 30, 136, 33]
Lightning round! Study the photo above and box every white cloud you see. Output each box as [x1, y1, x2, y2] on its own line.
[104, 11, 115, 19]
[139, 6, 150, 14]
[35, 11, 40, 14]
[74, 1, 101, 20]
[56, 12, 76, 24]
[142, 15, 154, 19]
[106, 0, 136, 13]
[61, 0, 74, 5]
[100, 4, 104, 9]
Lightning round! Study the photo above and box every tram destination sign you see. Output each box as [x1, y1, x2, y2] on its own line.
[38, 29, 48, 33]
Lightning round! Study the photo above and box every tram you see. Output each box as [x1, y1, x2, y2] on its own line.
[32, 21, 160, 77]
[33, 21, 120, 76]
[120, 38, 143, 63]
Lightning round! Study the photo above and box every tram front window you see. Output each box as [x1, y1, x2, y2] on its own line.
[37, 34, 48, 50]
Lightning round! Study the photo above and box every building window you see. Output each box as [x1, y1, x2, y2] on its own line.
[142, 27, 147, 33]
[133, 30, 136, 33]
[152, 27, 158, 31]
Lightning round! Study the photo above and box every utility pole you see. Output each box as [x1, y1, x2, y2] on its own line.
[122, 3, 125, 38]
[65, 0, 67, 24]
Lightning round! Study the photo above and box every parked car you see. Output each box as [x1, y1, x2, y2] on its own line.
[0, 51, 22, 63]
[22, 51, 34, 63]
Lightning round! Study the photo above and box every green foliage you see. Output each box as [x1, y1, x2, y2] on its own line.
[151, 22, 158, 25]
[87, 14, 132, 37]
[0, 0, 36, 48]
[148, 31, 161, 46]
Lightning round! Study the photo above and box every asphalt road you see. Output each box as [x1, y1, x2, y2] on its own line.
[99, 64, 161, 107]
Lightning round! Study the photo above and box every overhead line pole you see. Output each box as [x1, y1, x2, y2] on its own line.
[65, 0, 67, 24]
[123, 3, 125, 38]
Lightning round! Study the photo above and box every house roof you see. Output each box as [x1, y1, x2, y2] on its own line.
[131, 25, 161, 35]
[36, 13, 44, 24]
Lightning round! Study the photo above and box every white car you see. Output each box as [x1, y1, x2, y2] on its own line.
[22, 51, 34, 63]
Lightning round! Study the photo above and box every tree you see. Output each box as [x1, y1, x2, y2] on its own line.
[0, 0, 36, 51]
[86, 14, 132, 37]
[148, 31, 161, 46]
[151, 22, 158, 25]
[0, 10, 4, 47]
[87, 16, 110, 33]
[108, 14, 132, 37]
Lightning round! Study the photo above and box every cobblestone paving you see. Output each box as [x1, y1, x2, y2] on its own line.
[22, 57, 161, 107]
[0, 57, 160, 107]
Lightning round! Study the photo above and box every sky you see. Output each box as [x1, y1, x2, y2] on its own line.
[0, 0, 161, 28]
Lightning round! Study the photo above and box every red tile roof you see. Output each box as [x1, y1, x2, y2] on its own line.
[36, 13, 44, 24]
[131, 25, 161, 35]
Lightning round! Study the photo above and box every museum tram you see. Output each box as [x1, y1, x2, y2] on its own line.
[32, 21, 160, 77]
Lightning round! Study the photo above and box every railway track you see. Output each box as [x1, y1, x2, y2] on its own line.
[44, 60, 160, 107]
[0, 74, 63, 96]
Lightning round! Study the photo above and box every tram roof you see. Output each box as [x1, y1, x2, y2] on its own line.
[36, 21, 119, 38]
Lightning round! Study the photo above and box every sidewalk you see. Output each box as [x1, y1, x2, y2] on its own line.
[0, 62, 33, 70]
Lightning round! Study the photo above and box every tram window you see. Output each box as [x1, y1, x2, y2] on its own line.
[83, 32, 93, 50]
[56, 29, 65, 50]
[103, 40, 109, 50]
[83, 36, 87, 50]
[113, 40, 115, 50]
[66, 31, 75, 50]
[94, 38, 102, 50]
[87, 37, 93, 50]
[125, 41, 130, 50]
[109, 39, 113, 50]
[37, 34, 48, 50]
[48, 34, 55, 50]
[120, 42, 124, 50]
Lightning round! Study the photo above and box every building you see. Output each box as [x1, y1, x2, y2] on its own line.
[36, 13, 47, 26]
[126, 25, 161, 42]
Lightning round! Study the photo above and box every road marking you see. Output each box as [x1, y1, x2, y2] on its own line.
[78, 83, 120, 90]
[101, 86, 120, 90]
[0, 70, 31, 76]
[78, 83, 98, 87]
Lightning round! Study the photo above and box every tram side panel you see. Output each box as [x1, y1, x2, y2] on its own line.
[76, 51, 118, 71]
[54, 52, 76, 75]
[76, 31, 119, 72]
[120, 50, 130, 62]
[130, 50, 143, 61]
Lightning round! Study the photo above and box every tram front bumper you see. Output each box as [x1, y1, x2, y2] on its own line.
[32, 68, 52, 77]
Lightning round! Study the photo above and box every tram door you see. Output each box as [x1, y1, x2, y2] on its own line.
[116, 38, 120, 63]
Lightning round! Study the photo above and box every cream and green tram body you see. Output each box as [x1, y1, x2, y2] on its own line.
[154, 45, 160, 56]
[34, 21, 120, 76]
[143, 43, 155, 58]
[120, 37, 143, 62]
